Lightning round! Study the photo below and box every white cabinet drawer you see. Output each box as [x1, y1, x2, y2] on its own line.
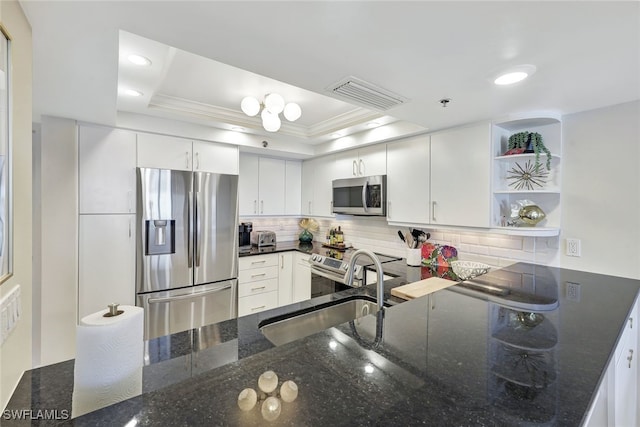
[239, 265, 278, 283]
[238, 291, 279, 316]
[239, 254, 278, 270]
[239, 278, 278, 298]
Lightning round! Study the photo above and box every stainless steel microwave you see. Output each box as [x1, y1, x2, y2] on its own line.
[332, 175, 386, 216]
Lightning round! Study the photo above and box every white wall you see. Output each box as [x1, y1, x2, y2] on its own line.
[0, 0, 33, 409]
[37, 116, 77, 366]
[560, 101, 640, 278]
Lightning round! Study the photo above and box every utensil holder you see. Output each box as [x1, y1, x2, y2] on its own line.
[406, 248, 422, 266]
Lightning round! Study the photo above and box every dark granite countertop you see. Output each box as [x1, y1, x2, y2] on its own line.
[6, 259, 640, 426]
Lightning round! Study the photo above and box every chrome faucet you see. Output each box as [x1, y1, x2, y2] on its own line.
[345, 249, 385, 310]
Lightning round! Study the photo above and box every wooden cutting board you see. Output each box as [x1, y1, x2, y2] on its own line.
[391, 277, 456, 300]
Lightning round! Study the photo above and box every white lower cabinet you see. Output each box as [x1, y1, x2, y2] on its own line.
[292, 252, 312, 303]
[78, 214, 135, 320]
[278, 252, 294, 306]
[585, 298, 638, 426]
[238, 251, 313, 316]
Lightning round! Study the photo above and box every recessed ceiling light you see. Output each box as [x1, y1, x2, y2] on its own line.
[231, 126, 245, 132]
[494, 64, 536, 86]
[121, 88, 143, 97]
[127, 54, 152, 66]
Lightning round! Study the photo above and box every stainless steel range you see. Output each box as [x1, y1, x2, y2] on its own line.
[307, 249, 400, 298]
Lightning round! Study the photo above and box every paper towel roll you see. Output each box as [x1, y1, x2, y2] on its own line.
[72, 305, 144, 418]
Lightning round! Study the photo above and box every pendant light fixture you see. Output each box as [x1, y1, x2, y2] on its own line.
[240, 94, 302, 132]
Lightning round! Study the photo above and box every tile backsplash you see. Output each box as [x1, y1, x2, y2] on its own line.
[241, 216, 560, 268]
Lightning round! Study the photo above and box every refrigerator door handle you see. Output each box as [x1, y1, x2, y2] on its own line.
[195, 191, 202, 267]
[147, 283, 233, 304]
[188, 191, 194, 267]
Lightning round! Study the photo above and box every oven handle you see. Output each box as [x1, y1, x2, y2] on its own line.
[362, 180, 369, 213]
[148, 283, 233, 304]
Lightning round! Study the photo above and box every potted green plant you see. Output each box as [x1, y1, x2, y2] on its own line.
[507, 131, 552, 171]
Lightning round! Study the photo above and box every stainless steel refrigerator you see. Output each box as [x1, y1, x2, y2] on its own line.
[136, 167, 238, 339]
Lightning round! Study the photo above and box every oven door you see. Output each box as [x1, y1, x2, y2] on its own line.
[310, 266, 362, 298]
[332, 175, 386, 216]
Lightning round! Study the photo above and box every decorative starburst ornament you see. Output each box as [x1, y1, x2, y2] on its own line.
[506, 160, 548, 191]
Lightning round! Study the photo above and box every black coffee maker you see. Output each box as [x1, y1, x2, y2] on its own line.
[239, 222, 252, 249]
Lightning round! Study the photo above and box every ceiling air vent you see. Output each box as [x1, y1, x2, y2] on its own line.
[327, 76, 408, 111]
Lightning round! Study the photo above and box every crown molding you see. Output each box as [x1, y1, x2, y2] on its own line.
[148, 93, 383, 140]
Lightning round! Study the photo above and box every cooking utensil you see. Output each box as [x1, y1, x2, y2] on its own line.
[405, 232, 414, 249]
[397, 230, 406, 244]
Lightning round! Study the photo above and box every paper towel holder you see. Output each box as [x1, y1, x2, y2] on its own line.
[103, 303, 124, 318]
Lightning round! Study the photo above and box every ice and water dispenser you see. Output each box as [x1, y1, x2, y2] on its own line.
[145, 219, 176, 255]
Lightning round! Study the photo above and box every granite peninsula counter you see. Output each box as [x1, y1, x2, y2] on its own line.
[5, 260, 640, 426]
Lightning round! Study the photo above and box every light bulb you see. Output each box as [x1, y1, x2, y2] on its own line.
[280, 380, 298, 403]
[258, 370, 279, 393]
[237, 388, 257, 411]
[283, 103, 301, 121]
[261, 110, 281, 132]
[494, 71, 529, 85]
[261, 396, 281, 421]
[264, 93, 285, 114]
[241, 96, 261, 116]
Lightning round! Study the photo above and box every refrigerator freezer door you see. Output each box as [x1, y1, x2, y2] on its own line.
[138, 280, 238, 340]
[137, 168, 193, 293]
[193, 172, 239, 286]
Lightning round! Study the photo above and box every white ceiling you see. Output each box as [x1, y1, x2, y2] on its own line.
[20, 1, 640, 151]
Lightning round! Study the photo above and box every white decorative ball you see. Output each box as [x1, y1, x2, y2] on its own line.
[258, 370, 279, 393]
[237, 388, 257, 411]
[280, 380, 298, 403]
[261, 396, 282, 421]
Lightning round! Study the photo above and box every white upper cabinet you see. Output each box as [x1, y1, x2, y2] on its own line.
[284, 161, 302, 215]
[192, 140, 239, 175]
[137, 133, 193, 171]
[258, 157, 286, 215]
[386, 135, 431, 224]
[334, 145, 386, 179]
[239, 154, 301, 216]
[301, 155, 335, 217]
[239, 154, 260, 216]
[137, 133, 239, 174]
[79, 125, 137, 214]
[430, 123, 492, 228]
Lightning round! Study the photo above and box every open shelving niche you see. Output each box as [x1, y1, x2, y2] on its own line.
[491, 115, 562, 237]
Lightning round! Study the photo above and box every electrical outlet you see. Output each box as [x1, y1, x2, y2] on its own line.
[566, 238, 581, 257]
[566, 282, 581, 302]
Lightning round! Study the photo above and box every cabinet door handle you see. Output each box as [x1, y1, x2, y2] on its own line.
[128, 219, 132, 238]
[432, 201, 437, 222]
[251, 273, 267, 278]
[281, 255, 284, 269]
[628, 349, 634, 368]
[185, 151, 190, 169]
[388, 201, 391, 219]
[251, 286, 266, 291]
[251, 305, 266, 311]
[254, 200, 257, 214]
[629, 317, 633, 329]
[250, 260, 266, 265]
[330, 200, 333, 214]
[195, 152, 200, 170]
[359, 159, 364, 176]
[352, 160, 357, 176]
[308, 201, 312, 214]
[260, 200, 264, 214]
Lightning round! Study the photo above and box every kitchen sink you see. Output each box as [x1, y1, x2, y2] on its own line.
[259, 296, 380, 346]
